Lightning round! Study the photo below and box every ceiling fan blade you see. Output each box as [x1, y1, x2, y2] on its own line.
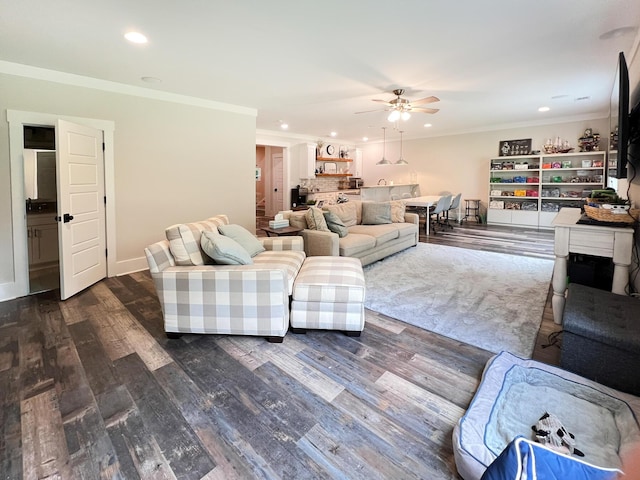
[372, 99, 391, 104]
[410, 96, 440, 106]
[355, 108, 388, 114]
[411, 107, 440, 114]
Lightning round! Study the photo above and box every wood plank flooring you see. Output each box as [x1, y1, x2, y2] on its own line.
[1, 223, 562, 479]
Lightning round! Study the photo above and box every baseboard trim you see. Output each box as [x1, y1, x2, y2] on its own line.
[115, 257, 148, 276]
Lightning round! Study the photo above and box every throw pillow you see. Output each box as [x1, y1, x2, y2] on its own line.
[389, 200, 406, 223]
[217, 224, 265, 257]
[325, 202, 357, 227]
[287, 211, 308, 230]
[201, 231, 253, 265]
[362, 202, 392, 225]
[323, 211, 348, 238]
[305, 207, 330, 231]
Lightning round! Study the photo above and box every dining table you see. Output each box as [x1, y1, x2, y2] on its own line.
[402, 195, 442, 236]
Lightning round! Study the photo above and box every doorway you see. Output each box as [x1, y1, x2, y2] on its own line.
[24, 139, 61, 293]
[5, 110, 115, 302]
[255, 145, 286, 233]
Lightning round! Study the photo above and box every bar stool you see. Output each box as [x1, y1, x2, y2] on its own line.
[463, 199, 482, 223]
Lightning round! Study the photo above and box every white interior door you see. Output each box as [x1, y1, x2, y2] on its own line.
[56, 120, 106, 300]
[269, 152, 284, 216]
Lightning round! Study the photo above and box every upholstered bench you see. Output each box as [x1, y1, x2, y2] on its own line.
[561, 283, 640, 396]
[290, 256, 366, 336]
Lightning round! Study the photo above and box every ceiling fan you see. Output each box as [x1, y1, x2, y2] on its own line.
[356, 88, 439, 121]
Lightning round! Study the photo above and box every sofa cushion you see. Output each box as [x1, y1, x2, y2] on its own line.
[253, 250, 306, 295]
[325, 202, 358, 227]
[218, 224, 265, 257]
[305, 207, 330, 231]
[201, 230, 253, 265]
[390, 200, 407, 223]
[165, 215, 229, 266]
[348, 224, 399, 245]
[394, 222, 419, 238]
[362, 202, 392, 225]
[323, 211, 348, 238]
[339, 233, 376, 257]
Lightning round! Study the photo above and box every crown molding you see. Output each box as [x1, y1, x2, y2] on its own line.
[0, 61, 256, 117]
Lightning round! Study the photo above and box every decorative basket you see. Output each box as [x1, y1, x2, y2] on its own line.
[583, 204, 640, 224]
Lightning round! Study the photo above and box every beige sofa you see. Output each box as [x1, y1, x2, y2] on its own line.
[284, 200, 419, 266]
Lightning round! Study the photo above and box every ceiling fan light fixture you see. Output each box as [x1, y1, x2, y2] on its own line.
[387, 110, 400, 122]
[401, 111, 411, 121]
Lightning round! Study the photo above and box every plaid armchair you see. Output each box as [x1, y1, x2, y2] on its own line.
[144, 215, 305, 342]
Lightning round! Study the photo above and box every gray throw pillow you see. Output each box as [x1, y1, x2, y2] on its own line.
[201, 230, 253, 265]
[323, 211, 348, 238]
[362, 202, 392, 225]
[305, 207, 330, 231]
[217, 224, 265, 257]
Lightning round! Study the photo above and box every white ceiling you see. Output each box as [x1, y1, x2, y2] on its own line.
[1, 0, 639, 143]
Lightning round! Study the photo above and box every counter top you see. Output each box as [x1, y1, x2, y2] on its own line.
[361, 183, 418, 189]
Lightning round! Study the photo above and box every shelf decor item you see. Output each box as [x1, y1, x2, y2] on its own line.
[323, 162, 337, 174]
[583, 204, 639, 224]
[498, 138, 532, 156]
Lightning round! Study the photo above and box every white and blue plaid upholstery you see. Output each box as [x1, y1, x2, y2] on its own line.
[145, 218, 305, 338]
[291, 256, 366, 332]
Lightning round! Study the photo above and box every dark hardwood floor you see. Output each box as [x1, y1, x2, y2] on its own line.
[1, 221, 562, 479]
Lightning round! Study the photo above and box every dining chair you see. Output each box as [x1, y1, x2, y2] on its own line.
[444, 192, 462, 228]
[429, 194, 452, 235]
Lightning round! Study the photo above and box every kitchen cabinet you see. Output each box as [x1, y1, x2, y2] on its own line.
[27, 214, 59, 266]
[295, 142, 317, 178]
[352, 148, 363, 177]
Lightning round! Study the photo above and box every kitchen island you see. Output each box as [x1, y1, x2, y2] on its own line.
[359, 184, 420, 202]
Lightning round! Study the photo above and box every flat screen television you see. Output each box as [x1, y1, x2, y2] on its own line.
[608, 52, 629, 179]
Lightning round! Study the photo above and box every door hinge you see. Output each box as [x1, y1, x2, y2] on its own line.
[102, 142, 105, 151]
[104, 196, 107, 205]
[105, 248, 108, 258]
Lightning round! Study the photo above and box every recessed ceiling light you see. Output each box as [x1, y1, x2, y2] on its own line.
[599, 26, 637, 40]
[280, 123, 289, 130]
[362, 137, 369, 142]
[423, 123, 432, 128]
[141, 76, 161, 83]
[125, 31, 148, 44]
[330, 132, 337, 137]
[538, 106, 550, 112]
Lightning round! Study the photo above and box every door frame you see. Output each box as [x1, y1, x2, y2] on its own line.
[255, 136, 291, 217]
[5, 109, 115, 300]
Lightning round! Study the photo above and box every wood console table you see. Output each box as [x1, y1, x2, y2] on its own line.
[551, 208, 634, 324]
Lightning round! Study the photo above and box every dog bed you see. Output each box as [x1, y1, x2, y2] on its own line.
[452, 351, 640, 480]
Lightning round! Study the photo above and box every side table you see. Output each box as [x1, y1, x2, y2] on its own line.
[551, 208, 633, 324]
[261, 226, 303, 237]
[463, 199, 482, 223]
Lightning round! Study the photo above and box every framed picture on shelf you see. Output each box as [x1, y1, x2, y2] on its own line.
[316, 200, 325, 208]
[498, 138, 532, 156]
[323, 162, 337, 174]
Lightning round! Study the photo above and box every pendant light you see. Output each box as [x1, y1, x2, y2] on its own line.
[376, 126, 391, 165]
[395, 130, 409, 165]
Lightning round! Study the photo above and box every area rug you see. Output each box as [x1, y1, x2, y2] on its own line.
[363, 243, 554, 357]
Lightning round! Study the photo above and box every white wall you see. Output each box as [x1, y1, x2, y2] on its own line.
[358, 119, 610, 204]
[0, 72, 256, 299]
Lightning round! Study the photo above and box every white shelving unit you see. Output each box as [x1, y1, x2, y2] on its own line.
[487, 151, 605, 228]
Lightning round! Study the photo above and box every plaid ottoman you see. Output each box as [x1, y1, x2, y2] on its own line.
[291, 256, 366, 336]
